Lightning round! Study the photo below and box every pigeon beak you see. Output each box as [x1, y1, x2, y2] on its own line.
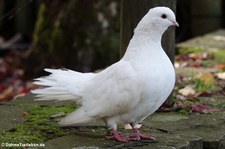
[170, 20, 179, 27]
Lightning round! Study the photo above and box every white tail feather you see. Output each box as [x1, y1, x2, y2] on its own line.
[31, 68, 95, 102]
[59, 108, 95, 126]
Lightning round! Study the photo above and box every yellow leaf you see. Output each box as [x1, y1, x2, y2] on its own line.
[195, 72, 214, 85]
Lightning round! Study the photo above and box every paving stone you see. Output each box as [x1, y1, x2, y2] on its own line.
[176, 29, 225, 51]
[44, 112, 225, 149]
[1, 93, 76, 107]
[0, 95, 225, 149]
[0, 105, 28, 131]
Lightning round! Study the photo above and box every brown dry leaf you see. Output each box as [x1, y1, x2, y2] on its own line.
[21, 112, 29, 117]
[194, 91, 211, 97]
[189, 52, 208, 60]
[215, 64, 225, 69]
[178, 85, 196, 97]
[0, 87, 14, 101]
[195, 72, 214, 85]
[216, 72, 225, 80]
[192, 104, 225, 113]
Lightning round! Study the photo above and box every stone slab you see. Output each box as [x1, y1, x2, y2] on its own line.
[1, 93, 76, 107]
[176, 29, 225, 51]
[1, 95, 224, 149]
[0, 105, 28, 131]
[44, 112, 225, 149]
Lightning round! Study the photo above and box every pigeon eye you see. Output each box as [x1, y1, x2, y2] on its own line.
[161, 14, 167, 19]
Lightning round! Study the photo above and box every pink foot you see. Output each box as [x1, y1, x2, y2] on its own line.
[106, 129, 129, 142]
[128, 128, 156, 141]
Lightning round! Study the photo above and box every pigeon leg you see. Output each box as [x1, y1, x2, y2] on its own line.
[106, 129, 129, 142]
[128, 128, 156, 141]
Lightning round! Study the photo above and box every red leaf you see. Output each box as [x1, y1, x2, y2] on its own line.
[192, 104, 225, 113]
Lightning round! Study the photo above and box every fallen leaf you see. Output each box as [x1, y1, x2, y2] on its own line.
[178, 85, 196, 97]
[195, 72, 214, 85]
[194, 91, 211, 97]
[216, 72, 225, 80]
[124, 124, 132, 129]
[124, 124, 142, 130]
[192, 104, 209, 113]
[176, 55, 192, 61]
[192, 63, 202, 68]
[192, 104, 225, 113]
[189, 52, 208, 61]
[175, 94, 188, 100]
[0, 87, 14, 101]
[215, 64, 225, 69]
[174, 62, 188, 68]
[21, 112, 29, 117]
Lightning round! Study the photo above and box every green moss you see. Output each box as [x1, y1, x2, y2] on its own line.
[191, 78, 216, 92]
[178, 109, 190, 115]
[214, 50, 225, 63]
[200, 60, 217, 67]
[192, 79, 210, 91]
[178, 47, 205, 55]
[216, 102, 225, 109]
[0, 105, 77, 144]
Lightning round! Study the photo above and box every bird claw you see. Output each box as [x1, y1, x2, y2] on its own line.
[128, 133, 156, 141]
[105, 128, 156, 142]
[106, 135, 129, 142]
[127, 128, 156, 141]
[106, 130, 129, 142]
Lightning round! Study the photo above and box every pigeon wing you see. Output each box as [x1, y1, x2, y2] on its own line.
[82, 60, 142, 119]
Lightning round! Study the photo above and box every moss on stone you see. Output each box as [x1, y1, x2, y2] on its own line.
[0, 104, 77, 144]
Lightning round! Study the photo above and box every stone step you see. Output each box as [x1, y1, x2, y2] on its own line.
[0, 94, 224, 149]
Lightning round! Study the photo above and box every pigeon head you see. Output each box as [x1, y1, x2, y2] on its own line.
[134, 7, 178, 37]
[147, 7, 179, 27]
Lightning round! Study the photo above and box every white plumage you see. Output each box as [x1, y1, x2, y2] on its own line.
[32, 7, 178, 142]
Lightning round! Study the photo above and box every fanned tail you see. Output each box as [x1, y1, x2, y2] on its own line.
[31, 68, 95, 102]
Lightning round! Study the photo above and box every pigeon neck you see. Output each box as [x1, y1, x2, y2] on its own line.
[132, 24, 166, 44]
[122, 24, 167, 60]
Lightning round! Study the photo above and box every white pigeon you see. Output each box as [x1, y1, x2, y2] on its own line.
[32, 6, 178, 142]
